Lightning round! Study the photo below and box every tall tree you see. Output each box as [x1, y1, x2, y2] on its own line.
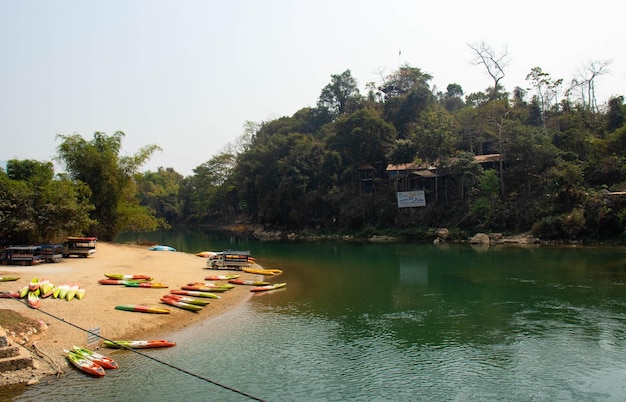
[525, 66, 563, 135]
[317, 69, 361, 117]
[468, 41, 509, 99]
[56, 131, 161, 240]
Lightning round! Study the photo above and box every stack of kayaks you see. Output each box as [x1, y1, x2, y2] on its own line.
[65, 346, 118, 377]
[10, 277, 86, 308]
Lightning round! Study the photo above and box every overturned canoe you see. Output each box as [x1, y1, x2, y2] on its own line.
[148, 245, 176, 251]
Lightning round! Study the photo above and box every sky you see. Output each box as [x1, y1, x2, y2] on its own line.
[1, 0, 625, 177]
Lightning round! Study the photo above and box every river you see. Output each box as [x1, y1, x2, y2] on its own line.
[8, 229, 626, 401]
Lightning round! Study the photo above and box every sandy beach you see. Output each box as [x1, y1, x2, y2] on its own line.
[0, 242, 259, 386]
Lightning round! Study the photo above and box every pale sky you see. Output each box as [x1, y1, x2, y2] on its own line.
[1, 0, 625, 176]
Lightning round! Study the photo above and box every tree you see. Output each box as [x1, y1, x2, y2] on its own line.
[0, 160, 95, 244]
[378, 64, 433, 100]
[317, 69, 361, 117]
[525, 66, 563, 134]
[56, 131, 161, 240]
[468, 41, 509, 99]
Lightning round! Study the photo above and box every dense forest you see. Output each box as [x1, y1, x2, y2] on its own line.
[2, 45, 626, 244]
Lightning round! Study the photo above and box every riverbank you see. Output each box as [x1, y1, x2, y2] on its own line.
[0, 242, 259, 388]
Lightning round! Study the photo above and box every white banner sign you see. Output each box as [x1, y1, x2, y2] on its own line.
[397, 191, 426, 208]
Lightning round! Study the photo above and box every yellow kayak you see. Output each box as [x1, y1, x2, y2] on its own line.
[242, 267, 283, 276]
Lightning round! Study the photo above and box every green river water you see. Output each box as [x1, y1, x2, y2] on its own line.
[7, 229, 626, 401]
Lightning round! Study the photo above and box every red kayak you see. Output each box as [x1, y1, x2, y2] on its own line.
[72, 346, 119, 369]
[67, 350, 106, 377]
[170, 290, 221, 299]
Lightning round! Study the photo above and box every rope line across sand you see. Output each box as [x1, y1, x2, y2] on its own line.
[7, 296, 265, 402]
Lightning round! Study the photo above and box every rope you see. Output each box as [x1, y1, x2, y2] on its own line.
[4, 295, 266, 402]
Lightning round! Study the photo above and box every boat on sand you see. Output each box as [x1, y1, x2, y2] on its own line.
[103, 339, 176, 349]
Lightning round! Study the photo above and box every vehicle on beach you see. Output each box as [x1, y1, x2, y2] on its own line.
[41, 243, 64, 262]
[206, 250, 254, 269]
[63, 236, 97, 257]
[0, 245, 44, 265]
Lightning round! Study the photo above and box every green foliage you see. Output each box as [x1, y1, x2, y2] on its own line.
[56, 131, 161, 240]
[0, 161, 95, 244]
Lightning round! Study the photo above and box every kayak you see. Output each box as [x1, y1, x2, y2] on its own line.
[57, 283, 70, 300]
[66, 283, 80, 301]
[204, 273, 241, 280]
[104, 274, 153, 281]
[250, 282, 287, 292]
[242, 268, 283, 276]
[76, 288, 86, 300]
[0, 291, 19, 299]
[181, 285, 229, 293]
[161, 294, 210, 306]
[19, 285, 29, 298]
[98, 278, 148, 285]
[29, 277, 40, 291]
[195, 251, 218, 258]
[115, 304, 171, 314]
[148, 245, 176, 251]
[204, 274, 240, 280]
[124, 282, 168, 289]
[72, 346, 119, 369]
[39, 278, 55, 297]
[160, 296, 203, 312]
[27, 291, 40, 308]
[103, 339, 176, 349]
[66, 350, 106, 377]
[228, 279, 270, 286]
[170, 290, 221, 299]
[187, 282, 234, 289]
[0, 276, 20, 282]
